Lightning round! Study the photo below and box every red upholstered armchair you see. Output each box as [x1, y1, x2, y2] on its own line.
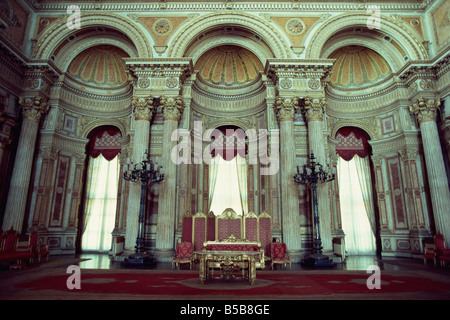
[423, 242, 436, 266]
[270, 242, 291, 270]
[28, 230, 49, 263]
[172, 241, 193, 270]
[435, 234, 450, 267]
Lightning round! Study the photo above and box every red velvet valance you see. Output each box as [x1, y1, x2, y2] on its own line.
[87, 126, 122, 161]
[208, 127, 247, 161]
[335, 127, 371, 161]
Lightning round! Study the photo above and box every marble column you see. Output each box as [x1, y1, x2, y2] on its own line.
[2, 96, 48, 232]
[155, 96, 184, 261]
[410, 98, 450, 247]
[125, 96, 154, 251]
[274, 97, 302, 261]
[302, 97, 333, 253]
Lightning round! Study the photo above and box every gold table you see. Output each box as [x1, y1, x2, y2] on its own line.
[194, 251, 260, 285]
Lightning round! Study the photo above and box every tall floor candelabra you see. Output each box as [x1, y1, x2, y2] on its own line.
[123, 150, 164, 266]
[294, 153, 336, 268]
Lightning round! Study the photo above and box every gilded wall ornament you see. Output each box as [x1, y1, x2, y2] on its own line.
[279, 78, 292, 89]
[166, 77, 179, 88]
[419, 79, 432, 90]
[308, 79, 320, 90]
[152, 18, 173, 35]
[132, 96, 154, 121]
[138, 77, 151, 88]
[285, 18, 305, 35]
[409, 82, 418, 94]
[25, 78, 40, 90]
[409, 97, 440, 124]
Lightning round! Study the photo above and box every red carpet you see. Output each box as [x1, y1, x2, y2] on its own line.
[15, 270, 450, 299]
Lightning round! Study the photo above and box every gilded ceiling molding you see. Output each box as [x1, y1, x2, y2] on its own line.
[167, 12, 290, 59]
[306, 13, 428, 61]
[32, 12, 152, 62]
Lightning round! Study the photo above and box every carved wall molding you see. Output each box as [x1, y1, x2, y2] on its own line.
[168, 12, 290, 59]
[307, 13, 428, 60]
[29, 2, 429, 13]
[32, 12, 152, 61]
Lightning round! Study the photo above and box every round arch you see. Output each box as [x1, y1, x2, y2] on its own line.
[167, 12, 291, 59]
[331, 119, 378, 141]
[32, 12, 152, 62]
[187, 34, 271, 67]
[306, 13, 428, 61]
[55, 35, 137, 73]
[81, 119, 127, 140]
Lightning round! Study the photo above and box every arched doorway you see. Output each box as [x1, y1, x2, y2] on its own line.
[208, 125, 248, 216]
[78, 126, 122, 253]
[335, 127, 380, 255]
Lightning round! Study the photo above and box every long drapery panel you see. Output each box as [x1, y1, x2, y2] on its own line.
[338, 156, 376, 255]
[81, 154, 119, 252]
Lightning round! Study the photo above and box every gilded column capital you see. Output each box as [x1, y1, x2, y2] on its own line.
[19, 96, 48, 121]
[160, 96, 184, 121]
[302, 97, 326, 122]
[274, 96, 299, 122]
[371, 154, 384, 166]
[132, 96, 154, 121]
[409, 97, 440, 124]
[399, 147, 419, 161]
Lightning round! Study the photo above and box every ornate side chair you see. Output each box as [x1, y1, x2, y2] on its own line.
[29, 230, 49, 263]
[270, 242, 291, 270]
[434, 234, 450, 267]
[423, 242, 436, 265]
[172, 241, 193, 270]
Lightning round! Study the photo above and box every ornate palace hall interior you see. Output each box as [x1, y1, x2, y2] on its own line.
[1, 0, 450, 302]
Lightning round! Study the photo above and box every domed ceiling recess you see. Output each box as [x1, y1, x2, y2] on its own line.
[68, 45, 129, 88]
[328, 45, 391, 88]
[195, 45, 264, 87]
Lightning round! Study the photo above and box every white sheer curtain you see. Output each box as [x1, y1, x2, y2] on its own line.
[209, 154, 243, 215]
[235, 155, 248, 215]
[353, 155, 377, 236]
[338, 156, 376, 255]
[81, 154, 119, 252]
[208, 155, 220, 211]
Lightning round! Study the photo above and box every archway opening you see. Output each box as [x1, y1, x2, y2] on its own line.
[208, 125, 248, 216]
[335, 127, 380, 256]
[77, 126, 122, 253]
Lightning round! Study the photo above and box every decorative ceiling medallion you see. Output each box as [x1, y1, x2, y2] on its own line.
[152, 18, 173, 35]
[285, 18, 306, 35]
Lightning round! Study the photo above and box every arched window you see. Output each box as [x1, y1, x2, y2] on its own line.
[336, 127, 377, 255]
[80, 126, 121, 252]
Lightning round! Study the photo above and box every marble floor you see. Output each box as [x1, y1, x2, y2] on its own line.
[73, 252, 449, 275]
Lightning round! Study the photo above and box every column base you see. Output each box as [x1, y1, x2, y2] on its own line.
[123, 252, 155, 268]
[154, 248, 175, 263]
[301, 253, 336, 268]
